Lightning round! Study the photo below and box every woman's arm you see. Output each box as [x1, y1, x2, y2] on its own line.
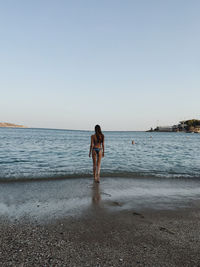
[89, 135, 93, 157]
[102, 136, 105, 157]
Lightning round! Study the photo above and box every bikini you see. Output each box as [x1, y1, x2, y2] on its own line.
[93, 147, 101, 155]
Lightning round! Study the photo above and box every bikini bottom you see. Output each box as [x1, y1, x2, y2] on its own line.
[93, 148, 101, 155]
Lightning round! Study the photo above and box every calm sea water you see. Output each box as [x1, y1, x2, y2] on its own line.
[0, 128, 200, 181]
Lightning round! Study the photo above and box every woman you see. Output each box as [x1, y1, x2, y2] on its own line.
[89, 125, 104, 183]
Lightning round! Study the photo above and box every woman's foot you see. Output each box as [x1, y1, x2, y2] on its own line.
[94, 175, 98, 183]
[96, 175, 100, 183]
[96, 172, 100, 182]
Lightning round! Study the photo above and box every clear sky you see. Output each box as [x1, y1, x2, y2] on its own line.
[0, 0, 199, 131]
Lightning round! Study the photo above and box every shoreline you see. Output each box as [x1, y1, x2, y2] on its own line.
[1, 173, 200, 184]
[1, 177, 200, 222]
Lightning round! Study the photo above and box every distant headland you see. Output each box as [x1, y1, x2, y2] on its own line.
[147, 119, 200, 133]
[0, 122, 27, 128]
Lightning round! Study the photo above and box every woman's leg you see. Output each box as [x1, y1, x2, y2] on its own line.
[92, 150, 97, 181]
[96, 150, 102, 182]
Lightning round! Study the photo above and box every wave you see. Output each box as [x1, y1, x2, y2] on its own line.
[0, 171, 200, 183]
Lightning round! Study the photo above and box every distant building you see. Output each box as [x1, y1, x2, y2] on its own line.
[172, 125, 179, 132]
[179, 120, 187, 130]
[156, 126, 173, 132]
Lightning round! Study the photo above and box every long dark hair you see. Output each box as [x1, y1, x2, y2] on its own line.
[95, 125, 104, 143]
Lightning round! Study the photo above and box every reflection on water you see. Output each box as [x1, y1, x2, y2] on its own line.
[92, 182, 101, 205]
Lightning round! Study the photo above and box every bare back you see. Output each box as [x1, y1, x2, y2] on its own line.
[92, 134, 102, 148]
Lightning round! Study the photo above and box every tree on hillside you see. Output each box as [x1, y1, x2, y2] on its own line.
[185, 119, 200, 131]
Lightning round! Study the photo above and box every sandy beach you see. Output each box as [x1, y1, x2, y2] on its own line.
[1, 177, 200, 266]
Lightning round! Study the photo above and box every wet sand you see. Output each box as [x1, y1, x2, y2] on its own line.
[1, 177, 200, 266]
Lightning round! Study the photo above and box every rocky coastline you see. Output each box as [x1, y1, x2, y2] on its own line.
[147, 119, 200, 133]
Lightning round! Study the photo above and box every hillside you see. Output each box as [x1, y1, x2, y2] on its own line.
[147, 119, 200, 133]
[0, 122, 26, 128]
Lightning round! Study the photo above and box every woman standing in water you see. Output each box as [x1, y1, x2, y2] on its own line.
[89, 125, 104, 183]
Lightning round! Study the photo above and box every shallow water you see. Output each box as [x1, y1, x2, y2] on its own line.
[0, 177, 200, 222]
[0, 128, 200, 181]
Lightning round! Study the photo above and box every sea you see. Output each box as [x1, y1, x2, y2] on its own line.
[0, 127, 200, 181]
